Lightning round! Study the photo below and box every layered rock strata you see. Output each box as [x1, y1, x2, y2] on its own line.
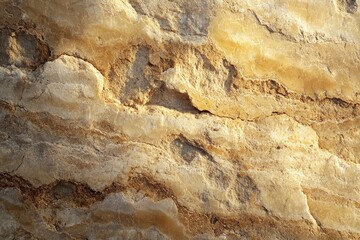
[0, 0, 360, 239]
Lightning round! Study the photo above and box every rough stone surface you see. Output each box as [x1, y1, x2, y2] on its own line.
[0, 0, 359, 239]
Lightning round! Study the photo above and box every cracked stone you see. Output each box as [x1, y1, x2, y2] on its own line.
[0, 0, 359, 239]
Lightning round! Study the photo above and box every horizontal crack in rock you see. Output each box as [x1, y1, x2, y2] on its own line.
[1, 173, 359, 239]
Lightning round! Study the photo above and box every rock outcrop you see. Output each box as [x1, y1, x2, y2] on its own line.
[0, 0, 359, 239]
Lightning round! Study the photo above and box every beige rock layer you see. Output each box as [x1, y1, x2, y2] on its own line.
[0, 0, 359, 239]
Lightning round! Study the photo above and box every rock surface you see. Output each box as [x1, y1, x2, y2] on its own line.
[0, 0, 360, 239]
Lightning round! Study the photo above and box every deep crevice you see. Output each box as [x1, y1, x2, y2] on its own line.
[147, 84, 200, 114]
[0, 27, 50, 70]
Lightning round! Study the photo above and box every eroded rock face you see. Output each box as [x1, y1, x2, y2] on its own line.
[0, 0, 359, 239]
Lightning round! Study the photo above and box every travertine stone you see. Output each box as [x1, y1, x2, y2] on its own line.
[0, 0, 359, 239]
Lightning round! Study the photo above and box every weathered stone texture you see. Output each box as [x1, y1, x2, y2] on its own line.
[0, 0, 359, 239]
